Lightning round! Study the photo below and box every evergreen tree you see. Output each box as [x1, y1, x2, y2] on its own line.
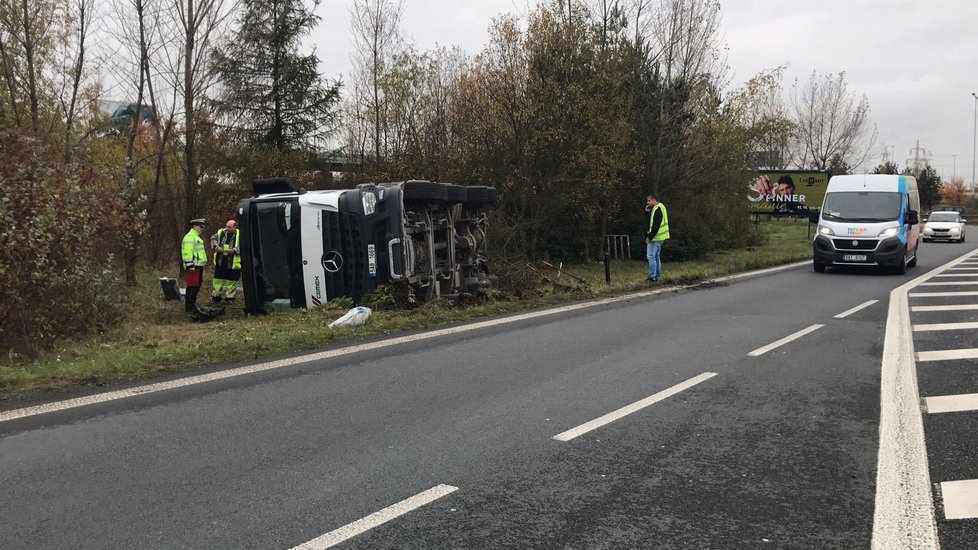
[214, 0, 340, 150]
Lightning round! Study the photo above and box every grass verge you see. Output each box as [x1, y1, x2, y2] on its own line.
[0, 221, 813, 400]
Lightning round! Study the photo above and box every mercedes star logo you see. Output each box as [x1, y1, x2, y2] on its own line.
[852, 240, 858, 247]
[322, 250, 343, 273]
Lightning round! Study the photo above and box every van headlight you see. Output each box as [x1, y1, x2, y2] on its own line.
[818, 225, 834, 236]
[951, 227, 961, 234]
[879, 227, 899, 237]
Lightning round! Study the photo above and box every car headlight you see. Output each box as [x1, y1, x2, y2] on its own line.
[818, 225, 834, 236]
[951, 227, 960, 234]
[879, 227, 899, 237]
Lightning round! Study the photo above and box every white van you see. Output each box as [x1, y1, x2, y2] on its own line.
[811, 174, 920, 274]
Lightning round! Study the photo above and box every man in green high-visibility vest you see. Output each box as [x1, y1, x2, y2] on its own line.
[644, 194, 670, 283]
[210, 219, 241, 304]
[181, 218, 207, 312]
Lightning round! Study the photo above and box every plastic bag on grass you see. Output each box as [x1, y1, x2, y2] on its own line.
[328, 306, 372, 328]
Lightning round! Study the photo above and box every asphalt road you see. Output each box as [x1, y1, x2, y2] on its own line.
[2, 241, 977, 549]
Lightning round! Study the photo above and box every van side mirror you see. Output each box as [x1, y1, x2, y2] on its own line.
[962, 219, 968, 224]
[905, 210, 919, 225]
[808, 209, 820, 224]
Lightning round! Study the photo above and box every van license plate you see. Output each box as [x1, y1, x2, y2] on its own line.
[842, 254, 867, 262]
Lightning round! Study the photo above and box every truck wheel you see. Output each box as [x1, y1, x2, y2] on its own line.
[465, 186, 491, 205]
[403, 180, 448, 202]
[446, 184, 466, 203]
[813, 262, 826, 273]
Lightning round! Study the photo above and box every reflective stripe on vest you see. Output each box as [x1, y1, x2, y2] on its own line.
[650, 202, 670, 241]
[182, 230, 206, 267]
[213, 228, 241, 270]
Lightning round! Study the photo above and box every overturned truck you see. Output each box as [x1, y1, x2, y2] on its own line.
[237, 179, 496, 314]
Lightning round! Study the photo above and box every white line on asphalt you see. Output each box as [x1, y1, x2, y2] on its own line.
[552, 372, 718, 442]
[946, 267, 978, 270]
[935, 273, 978, 277]
[913, 321, 978, 332]
[912, 304, 978, 312]
[867, 249, 978, 549]
[940, 480, 978, 520]
[834, 300, 879, 319]
[909, 291, 978, 298]
[919, 281, 978, 286]
[747, 324, 824, 357]
[923, 393, 978, 414]
[917, 348, 978, 362]
[290, 484, 458, 550]
[0, 262, 810, 424]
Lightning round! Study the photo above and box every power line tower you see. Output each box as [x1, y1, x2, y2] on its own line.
[907, 139, 932, 172]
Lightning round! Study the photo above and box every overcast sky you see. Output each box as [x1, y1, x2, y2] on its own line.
[314, 0, 978, 183]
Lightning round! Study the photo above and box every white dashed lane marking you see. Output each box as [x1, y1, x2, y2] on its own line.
[835, 300, 879, 319]
[747, 324, 824, 357]
[552, 372, 718, 442]
[289, 485, 458, 550]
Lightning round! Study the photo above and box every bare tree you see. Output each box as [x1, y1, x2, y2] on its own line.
[350, 0, 405, 165]
[172, 0, 229, 217]
[0, 0, 57, 133]
[61, 0, 94, 163]
[791, 70, 877, 171]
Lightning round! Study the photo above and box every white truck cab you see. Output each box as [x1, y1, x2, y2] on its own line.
[811, 174, 920, 274]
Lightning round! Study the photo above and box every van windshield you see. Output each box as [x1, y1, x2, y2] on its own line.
[821, 191, 902, 222]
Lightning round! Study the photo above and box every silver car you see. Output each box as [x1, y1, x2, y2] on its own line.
[922, 211, 967, 242]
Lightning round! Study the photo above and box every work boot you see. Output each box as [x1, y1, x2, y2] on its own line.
[212, 296, 222, 304]
[224, 297, 235, 304]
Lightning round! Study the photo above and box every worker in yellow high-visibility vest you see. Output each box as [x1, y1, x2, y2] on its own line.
[181, 218, 207, 312]
[210, 220, 241, 304]
[644, 194, 670, 283]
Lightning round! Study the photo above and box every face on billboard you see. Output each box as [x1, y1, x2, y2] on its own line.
[749, 171, 830, 210]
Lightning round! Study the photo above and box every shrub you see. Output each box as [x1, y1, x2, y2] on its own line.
[0, 128, 127, 356]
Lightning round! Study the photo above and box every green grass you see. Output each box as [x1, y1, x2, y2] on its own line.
[0, 221, 814, 400]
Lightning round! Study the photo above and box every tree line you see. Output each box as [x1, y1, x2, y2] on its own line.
[0, 0, 883, 353]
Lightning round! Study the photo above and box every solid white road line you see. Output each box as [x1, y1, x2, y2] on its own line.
[946, 267, 978, 270]
[913, 321, 978, 332]
[834, 300, 879, 319]
[940, 480, 978, 520]
[912, 304, 978, 312]
[552, 372, 718, 442]
[923, 393, 978, 414]
[935, 273, 978, 277]
[909, 291, 978, 298]
[0, 262, 811, 424]
[919, 281, 978, 286]
[289, 484, 458, 550]
[747, 324, 824, 357]
[917, 348, 978, 362]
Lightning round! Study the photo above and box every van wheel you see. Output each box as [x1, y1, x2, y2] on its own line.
[813, 262, 826, 273]
[894, 260, 907, 275]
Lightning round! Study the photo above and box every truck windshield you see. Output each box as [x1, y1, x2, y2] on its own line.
[251, 200, 303, 305]
[821, 191, 902, 223]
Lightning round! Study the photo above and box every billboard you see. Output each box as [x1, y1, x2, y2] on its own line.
[748, 170, 831, 214]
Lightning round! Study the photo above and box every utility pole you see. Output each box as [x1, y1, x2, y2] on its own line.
[972, 92, 977, 191]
